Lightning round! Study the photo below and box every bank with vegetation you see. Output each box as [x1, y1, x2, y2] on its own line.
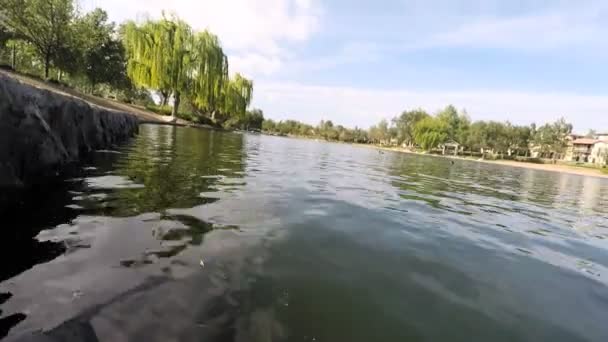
[1, 0, 605, 172]
[0, 73, 138, 189]
[0, 0, 264, 131]
[263, 106, 606, 166]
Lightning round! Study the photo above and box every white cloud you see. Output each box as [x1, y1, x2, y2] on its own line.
[424, 5, 608, 51]
[254, 82, 608, 132]
[229, 53, 283, 77]
[80, 0, 321, 77]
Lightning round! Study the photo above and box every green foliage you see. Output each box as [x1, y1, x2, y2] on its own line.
[123, 16, 252, 120]
[0, 0, 76, 78]
[261, 118, 368, 143]
[122, 16, 193, 116]
[392, 109, 430, 146]
[413, 117, 449, 150]
[223, 108, 264, 131]
[532, 118, 572, 158]
[189, 30, 229, 113]
[1, 3, 256, 126]
[73, 9, 129, 91]
[221, 73, 253, 117]
[145, 104, 174, 116]
[369, 119, 390, 144]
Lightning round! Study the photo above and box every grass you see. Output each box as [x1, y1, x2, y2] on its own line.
[144, 104, 220, 128]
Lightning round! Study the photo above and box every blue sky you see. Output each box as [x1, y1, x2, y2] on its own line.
[82, 0, 608, 132]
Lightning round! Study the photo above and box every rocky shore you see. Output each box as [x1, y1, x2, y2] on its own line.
[0, 74, 139, 188]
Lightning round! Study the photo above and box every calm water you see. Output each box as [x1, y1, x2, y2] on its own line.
[2, 124, 608, 341]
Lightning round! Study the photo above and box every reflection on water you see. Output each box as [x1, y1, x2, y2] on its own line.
[1, 124, 608, 341]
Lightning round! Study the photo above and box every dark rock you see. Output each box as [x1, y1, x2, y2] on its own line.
[0, 75, 139, 188]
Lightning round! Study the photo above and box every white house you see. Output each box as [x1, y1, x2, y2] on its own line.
[590, 141, 608, 166]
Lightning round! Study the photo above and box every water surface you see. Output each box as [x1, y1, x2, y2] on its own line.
[2, 124, 608, 341]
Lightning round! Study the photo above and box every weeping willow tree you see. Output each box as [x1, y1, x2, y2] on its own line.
[222, 73, 253, 118]
[189, 30, 228, 117]
[122, 15, 253, 121]
[122, 16, 192, 117]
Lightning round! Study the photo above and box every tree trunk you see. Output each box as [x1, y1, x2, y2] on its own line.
[160, 91, 169, 106]
[172, 91, 180, 118]
[11, 44, 16, 70]
[44, 53, 50, 79]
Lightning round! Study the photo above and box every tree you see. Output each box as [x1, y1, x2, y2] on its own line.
[437, 105, 469, 143]
[122, 16, 193, 117]
[246, 109, 264, 131]
[262, 118, 277, 132]
[221, 73, 253, 119]
[533, 118, 572, 159]
[1, 0, 76, 78]
[376, 119, 390, 144]
[506, 124, 532, 156]
[413, 117, 448, 151]
[190, 30, 229, 117]
[465, 121, 488, 154]
[71, 8, 128, 91]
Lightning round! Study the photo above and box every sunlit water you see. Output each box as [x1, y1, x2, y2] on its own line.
[2, 124, 608, 341]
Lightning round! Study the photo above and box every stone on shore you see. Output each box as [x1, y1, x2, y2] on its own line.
[0, 75, 139, 188]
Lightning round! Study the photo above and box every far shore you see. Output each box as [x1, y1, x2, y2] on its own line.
[360, 143, 608, 179]
[4, 68, 605, 181]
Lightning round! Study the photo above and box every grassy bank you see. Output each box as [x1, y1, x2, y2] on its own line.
[0, 69, 227, 129]
[144, 104, 221, 128]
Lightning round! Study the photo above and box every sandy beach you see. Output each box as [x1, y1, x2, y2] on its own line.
[360, 144, 608, 179]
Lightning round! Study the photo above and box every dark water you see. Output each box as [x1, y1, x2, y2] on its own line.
[2, 124, 608, 341]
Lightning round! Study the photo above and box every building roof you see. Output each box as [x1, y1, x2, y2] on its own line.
[572, 138, 599, 145]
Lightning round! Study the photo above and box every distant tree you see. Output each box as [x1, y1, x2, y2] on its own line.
[377, 119, 389, 143]
[246, 109, 264, 130]
[414, 117, 448, 151]
[437, 105, 470, 143]
[262, 118, 277, 132]
[0, 0, 76, 78]
[533, 118, 572, 159]
[506, 124, 532, 156]
[222, 73, 253, 118]
[392, 109, 430, 146]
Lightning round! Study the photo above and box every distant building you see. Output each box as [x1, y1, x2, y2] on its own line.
[596, 133, 608, 142]
[564, 132, 608, 165]
[565, 138, 598, 163]
[590, 141, 608, 166]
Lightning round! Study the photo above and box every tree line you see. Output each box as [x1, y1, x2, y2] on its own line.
[263, 105, 576, 159]
[0, 0, 257, 126]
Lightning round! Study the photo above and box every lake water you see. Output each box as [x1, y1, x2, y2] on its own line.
[2, 124, 608, 341]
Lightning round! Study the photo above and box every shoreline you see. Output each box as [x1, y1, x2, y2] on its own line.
[361, 143, 608, 179]
[265, 133, 608, 179]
